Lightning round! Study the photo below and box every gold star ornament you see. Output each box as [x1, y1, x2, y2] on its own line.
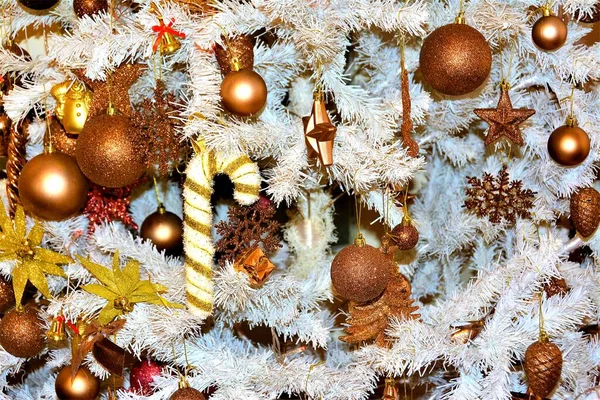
[474, 82, 535, 146]
[0, 202, 71, 306]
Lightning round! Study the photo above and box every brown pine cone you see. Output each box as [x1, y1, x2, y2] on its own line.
[524, 340, 563, 398]
[571, 187, 600, 237]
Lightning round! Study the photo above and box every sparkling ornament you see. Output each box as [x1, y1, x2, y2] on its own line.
[221, 68, 267, 117]
[50, 118, 77, 157]
[303, 91, 336, 166]
[170, 379, 206, 400]
[152, 18, 186, 54]
[215, 35, 254, 76]
[17, 0, 59, 11]
[50, 80, 93, 135]
[83, 183, 138, 233]
[532, 4, 568, 52]
[524, 338, 563, 399]
[0, 277, 15, 313]
[570, 187, 600, 237]
[547, 117, 590, 167]
[18, 152, 88, 221]
[0, 307, 45, 358]
[55, 365, 101, 400]
[76, 113, 146, 188]
[73, 0, 108, 17]
[419, 15, 492, 96]
[140, 205, 184, 256]
[130, 359, 164, 396]
[46, 313, 67, 349]
[331, 234, 395, 303]
[474, 81, 535, 146]
[390, 218, 419, 250]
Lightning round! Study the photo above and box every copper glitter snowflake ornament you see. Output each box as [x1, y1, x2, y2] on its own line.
[464, 166, 536, 224]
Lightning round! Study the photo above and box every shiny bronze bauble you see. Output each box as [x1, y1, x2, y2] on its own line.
[19, 152, 88, 221]
[17, 0, 59, 11]
[419, 23, 492, 96]
[170, 387, 206, 400]
[73, 0, 108, 17]
[547, 123, 590, 166]
[532, 15, 568, 51]
[330, 239, 395, 303]
[140, 205, 184, 256]
[0, 278, 15, 313]
[55, 365, 101, 400]
[76, 114, 146, 188]
[220, 69, 267, 116]
[0, 307, 45, 358]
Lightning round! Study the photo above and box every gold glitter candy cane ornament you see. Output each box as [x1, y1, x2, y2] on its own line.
[183, 142, 261, 317]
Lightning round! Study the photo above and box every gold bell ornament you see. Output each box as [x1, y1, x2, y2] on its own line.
[152, 17, 186, 54]
[50, 80, 93, 135]
[383, 377, 399, 400]
[46, 313, 68, 349]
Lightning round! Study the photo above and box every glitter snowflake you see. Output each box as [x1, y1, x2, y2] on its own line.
[464, 166, 536, 224]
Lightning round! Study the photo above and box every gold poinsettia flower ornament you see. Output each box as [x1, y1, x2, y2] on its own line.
[0, 202, 71, 306]
[78, 252, 182, 325]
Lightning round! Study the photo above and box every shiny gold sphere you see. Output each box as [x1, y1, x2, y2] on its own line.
[532, 15, 567, 51]
[76, 114, 146, 188]
[73, 0, 108, 18]
[0, 307, 45, 358]
[140, 207, 184, 256]
[547, 124, 590, 166]
[419, 23, 492, 96]
[220, 69, 267, 116]
[0, 278, 15, 313]
[19, 152, 89, 221]
[55, 365, 101, 400]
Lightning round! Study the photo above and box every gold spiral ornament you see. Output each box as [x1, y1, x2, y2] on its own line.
[6, 119, 28, 216]
[183, 148, 260, 318]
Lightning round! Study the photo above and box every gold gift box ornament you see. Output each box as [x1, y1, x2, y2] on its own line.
[233, 247, 275, 287]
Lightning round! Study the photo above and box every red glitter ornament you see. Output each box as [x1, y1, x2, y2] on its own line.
[83, 183, 138, 233]
[130, 359, 164, 395]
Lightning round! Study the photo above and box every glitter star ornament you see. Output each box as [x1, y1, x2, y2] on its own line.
[474, 82, 535, 146]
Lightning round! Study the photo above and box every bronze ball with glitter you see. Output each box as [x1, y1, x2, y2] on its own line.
[0, 307, 46, 358]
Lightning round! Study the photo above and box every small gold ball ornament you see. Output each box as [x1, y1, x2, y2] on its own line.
[220, 63, 267, 117]
[140, 205, 184, 256]
[19, 152, 89, 221]
[0, 307, 46, 358]
[0, 278, 15, 313]
[547, 117, 590, 167]
[532, 5, 568, 52]
[73, 0, 108, 18]
[76, 113, 146, 188]
[419, 16, 492, 96]
[55, 365, 101, 400]
[391, 218, 419, 250]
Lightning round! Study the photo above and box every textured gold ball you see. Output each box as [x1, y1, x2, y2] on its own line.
[547, 125, 590, 166]
[391, 223, 419, 250]
[331, 244, 394, 303]
[170, 387, 206, 400]
[50, 119, 78, 157]
[0, 278, 15, 313]
[55, 365, 101, 400]
[17, 0, 59, 11]
[532, 15, 568, 51]
[76, 114, 146, 188]
[220, 69, 267, 116]
[73, 0, 108, 17]
[419, 23, 492, 96]
[140, 208, 184, 256]
[0, 307, 45, 358]
[19, 152, 89, 221]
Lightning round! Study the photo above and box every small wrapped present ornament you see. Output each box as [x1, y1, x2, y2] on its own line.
[234, 247, 275, 287]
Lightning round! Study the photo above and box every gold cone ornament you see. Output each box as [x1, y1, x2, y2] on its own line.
[383, 377, 398, 400]
[525, 337, 562, 399]
[302, 91, 336, 166]
[570, 187, 600, 237]
[50, 80, 93, 135]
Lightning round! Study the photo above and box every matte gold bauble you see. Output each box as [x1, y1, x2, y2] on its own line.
[19, 152, 88, 221]
[330, 236, 394, 303]
[76, 114, 146, 188]
[220, 69, 267, 116]
[532, 12, 567, 51]
[0, 277, 15, 313]
[17, 0, 59, 11]
[0, 307, 45, 358]
[215, 35, 254, 76]
[140, 205, 184, 256]
[170, 387, 206, 400]
[547, 122, 590, 166]
[419, 22, 492, 96]
[55, 365, 101, 400]
[73, 0, 108, 17]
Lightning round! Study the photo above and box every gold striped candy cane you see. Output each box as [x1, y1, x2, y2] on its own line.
[183, 147, 261, 318]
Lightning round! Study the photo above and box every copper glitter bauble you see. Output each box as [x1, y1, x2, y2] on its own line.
[532, 15, 568, 51]
[140, 205, 184, 256]
[220, 69, 267, 116]
[215, 35, 254, 76]
[76, 114, 146, 188]
[170, 387, 206, 400]
[524, 340, 563, 399]
[0, 307, 45, 358]
[330, 239, 394, 303]
[547, 123, 590, 167]
[570, 187, 600, 237]
[50, 118, 78, 157]
[419, 23, 492, 96]
[19, 152, 88, 221]
[55, 365, 101, 400]
[0, 278, 15, 313]
[391, 220, 419, 250]
[17, 0, 59, 11]
[73, 0, 108, 17]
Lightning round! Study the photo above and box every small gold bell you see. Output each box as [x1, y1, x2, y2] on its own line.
[46, 313, 67, 348]
[383, 377, 398, 400]
[159, 30, 181, 54]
